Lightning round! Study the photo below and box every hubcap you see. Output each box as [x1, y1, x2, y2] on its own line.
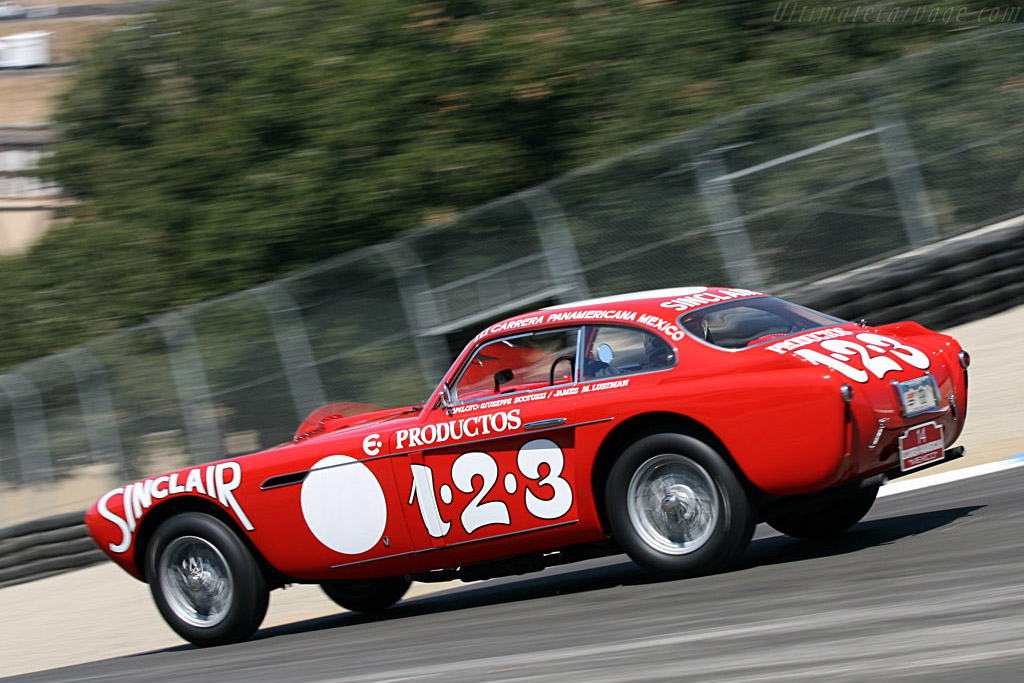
[159, 536, 233, 628]
[627, 454, 720, 555]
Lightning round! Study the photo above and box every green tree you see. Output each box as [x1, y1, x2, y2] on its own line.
[0, 0, 1005, 368]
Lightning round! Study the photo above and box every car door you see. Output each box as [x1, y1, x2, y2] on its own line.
[392, 327, 587, 557]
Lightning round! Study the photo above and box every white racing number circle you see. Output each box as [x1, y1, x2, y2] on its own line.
[300, 455, 387, 555]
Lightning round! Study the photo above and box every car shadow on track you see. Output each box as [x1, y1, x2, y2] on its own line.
[249, 557, 653, 643]
[243, 504, 983, 644]
[740, 504, 984, 570]
[143, 504, 983, 653]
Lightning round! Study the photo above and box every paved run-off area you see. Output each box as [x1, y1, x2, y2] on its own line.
[1, 304, 1022, 678]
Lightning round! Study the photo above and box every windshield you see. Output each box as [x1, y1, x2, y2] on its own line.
[678, 297, 845, 349]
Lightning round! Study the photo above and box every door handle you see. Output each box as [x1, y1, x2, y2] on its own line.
[524, 417, 568, 430]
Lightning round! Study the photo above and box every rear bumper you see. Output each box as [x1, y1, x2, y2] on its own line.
[848, 445, 965, 492]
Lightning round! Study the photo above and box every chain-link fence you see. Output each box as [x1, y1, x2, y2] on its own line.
[1, 27, 1022, 524]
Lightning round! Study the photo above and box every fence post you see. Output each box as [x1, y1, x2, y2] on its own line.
[256, 284, 326, 422]
[692, 147, 767, 290]
[377, 242, 453, 388]
[57, 348, 126, 479]
[521, 187, 591, 303]
[0, 373, 53, 485]
[869, 83, 940, 246]
[150, 315, 223, 464]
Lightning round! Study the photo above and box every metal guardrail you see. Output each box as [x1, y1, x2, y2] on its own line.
[1, 26, 1022, 526]
[0, 510, 103, 588]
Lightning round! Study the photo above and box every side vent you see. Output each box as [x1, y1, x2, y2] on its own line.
[261, 471, 310, 490]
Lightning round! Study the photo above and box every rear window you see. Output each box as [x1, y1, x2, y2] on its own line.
[678, 297, 845, 349]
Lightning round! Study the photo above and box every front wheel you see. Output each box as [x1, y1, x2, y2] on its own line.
[147, 512, 269, 647]
[605, 433, 754, 577]
[764, 484, 879, 540]
[321, 576, 411, 613]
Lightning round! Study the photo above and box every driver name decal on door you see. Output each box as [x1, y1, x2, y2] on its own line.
[409, 439, 574, 538]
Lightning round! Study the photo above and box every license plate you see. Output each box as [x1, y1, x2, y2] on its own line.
[895, 375, 940, 417]
[899, 421, 945, 472]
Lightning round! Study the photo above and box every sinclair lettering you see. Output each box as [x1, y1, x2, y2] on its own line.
[97, 461, 252, 554]
[660, 288, 762, 312]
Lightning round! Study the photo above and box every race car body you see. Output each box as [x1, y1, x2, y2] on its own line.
[86, 286, 969, 645]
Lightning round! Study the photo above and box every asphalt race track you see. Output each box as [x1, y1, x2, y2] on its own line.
[6, 461, 1023, 682]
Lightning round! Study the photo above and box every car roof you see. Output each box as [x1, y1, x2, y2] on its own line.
[472, 286, 768, 343]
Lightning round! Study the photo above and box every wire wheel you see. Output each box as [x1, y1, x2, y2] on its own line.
[626, 454, 720, 555]
[147, 512, 268, 646]
[159, 535, 234, 629]
[764, 484, 880, 539]
[606, 432, 754, 577]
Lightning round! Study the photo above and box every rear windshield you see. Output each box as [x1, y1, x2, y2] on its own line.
[677, 297, 845, 349]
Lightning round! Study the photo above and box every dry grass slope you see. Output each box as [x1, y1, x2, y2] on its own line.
[0, 71, 72, 125]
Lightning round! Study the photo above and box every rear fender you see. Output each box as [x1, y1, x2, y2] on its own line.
[676, 370, 849, 495]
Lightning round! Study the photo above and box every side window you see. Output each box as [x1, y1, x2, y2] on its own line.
[582, 326, 674, 379]
[454, 328, 580, 403]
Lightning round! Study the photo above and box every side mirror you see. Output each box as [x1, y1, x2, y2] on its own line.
[439, 381, 454, 415]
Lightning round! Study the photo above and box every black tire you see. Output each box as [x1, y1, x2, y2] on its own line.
[321, 576, 411, 612]
[605, 433, 754, 577]
[764, 484, 879, 540]
[146, 512, 269, 647]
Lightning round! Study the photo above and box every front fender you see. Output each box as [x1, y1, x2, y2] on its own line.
[85, 461, 254, 580]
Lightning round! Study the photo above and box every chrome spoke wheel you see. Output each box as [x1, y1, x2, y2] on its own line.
[159, 535, 233, 629]
[626, 453, 719, 555]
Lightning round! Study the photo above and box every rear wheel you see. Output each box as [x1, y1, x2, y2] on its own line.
[764, 484, 879, 539]
[147, 512, 268, 647]
[606, 433, 754, 577]
[321, 576, 411, 613]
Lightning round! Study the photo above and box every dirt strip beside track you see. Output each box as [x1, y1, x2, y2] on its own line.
[933, 303, 1023, 467]
[0, 304, 1021, 678]
[0, 565, 458, 677]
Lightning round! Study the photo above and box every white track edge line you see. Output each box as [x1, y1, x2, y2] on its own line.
[878, 452, 1024, 497]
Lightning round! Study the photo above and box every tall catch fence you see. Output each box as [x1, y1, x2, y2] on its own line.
[1, 27, 1022, 525]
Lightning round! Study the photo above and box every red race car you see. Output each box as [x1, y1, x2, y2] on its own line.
[86, 287, 969, 646]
